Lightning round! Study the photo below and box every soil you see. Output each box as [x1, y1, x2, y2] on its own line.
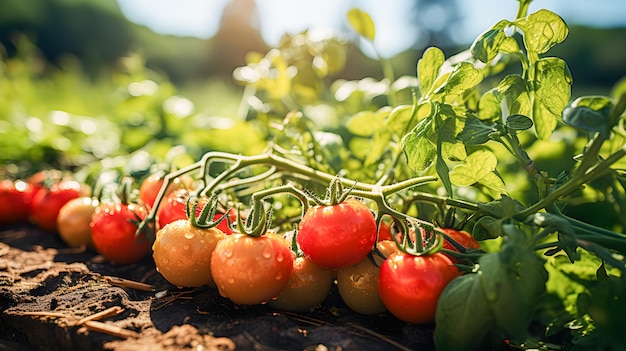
[0, 224, 438, 351]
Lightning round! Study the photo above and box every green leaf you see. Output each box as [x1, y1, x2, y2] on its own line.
[386, 104, 415, 136]
[364, 129, 392, 166]
[494, 74, 531, 116]
[346, 109, 388, 136]
[505, 114, 533, 131]
[347, 8, 376, 41]
[402, 117, 436, 170]
[437, 61, 483, 96]
[470, 20, 510, 63]
[417, 47, 445, 95]
[449, 150, 497, 186]
[478, 90, 502, 121]
[457, 116, 497, 145]
[562, 96, 613, 137]
[435, 273, 494, 351]
[533, 57, 572, 139]
[515, 9, 568, 54]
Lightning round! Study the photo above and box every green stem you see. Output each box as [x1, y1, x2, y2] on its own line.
[515, 143, 626, 219]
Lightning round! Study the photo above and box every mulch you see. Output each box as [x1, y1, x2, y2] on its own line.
[0, 224, 437, 351]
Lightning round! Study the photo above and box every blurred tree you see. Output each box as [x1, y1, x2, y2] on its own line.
[0, 0, 135, 76]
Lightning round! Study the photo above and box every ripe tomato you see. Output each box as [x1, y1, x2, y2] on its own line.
[90, 202, 151, 265]
[297, 198, 377, 269]
[0, 179, 34, 225]
[156, 189, 236, 234]
[138, 173, 193, 210]
[378, 252, 460, 324]
[57, 196, 98, 248]
[336, 240, 398, 315]
[152, 219, 225, 287]
[440, 228, 480, 252]
[27, 169, 63, 203]
[269, 256, 333, 312]
[30, 180, 85, 232]
[211, 232, 294, 305]
[377, 215, 393, 242]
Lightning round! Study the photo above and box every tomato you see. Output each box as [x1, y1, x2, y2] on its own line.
[156, 189, 236, 234]
[297, 198, 377, 269]
[269, 256, 333, 312]
[211, 232, 294, 305]
[336, 240, 398, 315]
[0, 179, 34, 225]
[90, 202, 151, 264]
[378, 252, 460, 324]
[27, 169, 63, 203]
[57, 196, 98, 248]
[138, 173, 193, 210]
[377, 215, 393, 242]
[440, 228, 480, 252]
[30, 180, 85, 232]
[152, 219, 225, 287]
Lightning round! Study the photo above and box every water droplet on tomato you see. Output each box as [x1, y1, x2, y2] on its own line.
[262, 247, 272, 259]
[227, 277, 235, 284]
[276, 253, 284, 262]
[351, 274, 363, 282]
[224, 248, 233, 258]
[182, 245, 189, 251]
[184, 232, 195, 239]
[275, 272, 282, 280]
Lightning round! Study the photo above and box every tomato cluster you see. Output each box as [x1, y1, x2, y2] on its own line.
[2, 169, 481, 324]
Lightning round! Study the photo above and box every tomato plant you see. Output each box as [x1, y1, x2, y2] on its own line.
[0, 179, 33, 225]
[56, 196, 98, 248]
[211, 232, 294, 305]
[297, 198, 377, 269]
[90, 201, 151, 265]
[152, 219, 225, 287]
[30, 180, 85, 232]
[269, 256, 333, 312]
[378, 251, 460, 324]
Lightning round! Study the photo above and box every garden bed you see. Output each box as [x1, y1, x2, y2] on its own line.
[0, 224, 436, 351]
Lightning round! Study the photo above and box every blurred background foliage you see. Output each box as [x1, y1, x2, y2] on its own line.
[1, 0, 625, 179]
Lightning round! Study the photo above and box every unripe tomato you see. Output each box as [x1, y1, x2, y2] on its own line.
[153, 219, 225, 287]
[269, 256, 333, 312]
[211, 232, 294, 305]
[57, 196, 98, 248]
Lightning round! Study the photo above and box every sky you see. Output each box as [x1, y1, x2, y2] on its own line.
[117, 0, 626, 57]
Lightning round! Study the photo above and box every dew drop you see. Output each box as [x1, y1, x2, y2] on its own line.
[275, 272, 283, 280]
[224, 248, 233, 258]
[227, 277, 235, 284]
[351, 274, 363, 282]
[262, 247, 272, 259]
[276, 253, 284, 262]
[184, 232, 195, 239]
[182, 245, 190, 251]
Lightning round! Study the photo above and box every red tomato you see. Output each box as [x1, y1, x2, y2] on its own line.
[27, 170, 63, 204]
[211, 232, 294, 305]
[377, 215, 393, 242]
[378, 252, 460, 324]
[90, 202, 151, 265]
[57, 196, 98, 248]
[0, 179, 34, 224]
[297, 198, 377, 269]
[156, 189, 236, 234]
[269, 256, 333, 312]
[30, 180, 84, 232]
[138, 173, 193, 210]
[440, 228, 480, 252]
[152, 219, 225, 287]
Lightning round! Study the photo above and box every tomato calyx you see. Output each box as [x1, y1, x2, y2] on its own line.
[392, 218, 444, 257]
[307, 176, 356, 207]
[187, 194, 231, 229]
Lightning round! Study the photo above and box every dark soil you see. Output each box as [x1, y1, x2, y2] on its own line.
[0, 224, 437, 351]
